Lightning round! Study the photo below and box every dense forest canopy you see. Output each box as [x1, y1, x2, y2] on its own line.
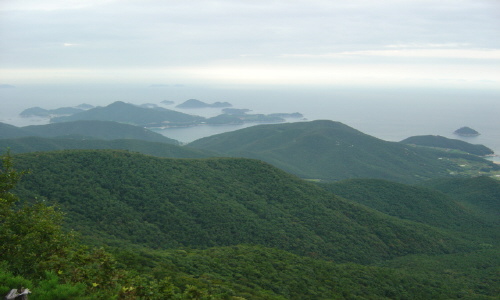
[1, 116, 499, 299]
[12, 150, 477, 263]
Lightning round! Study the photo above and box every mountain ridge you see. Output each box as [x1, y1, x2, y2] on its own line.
[0, 120, 178, 144]
[188, 120, 499, 183]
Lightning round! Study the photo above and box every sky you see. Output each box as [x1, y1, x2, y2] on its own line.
[1, 0, 500, 88]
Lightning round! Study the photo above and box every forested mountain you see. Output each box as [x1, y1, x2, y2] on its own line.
[0, 120, 177, 143]
[3, 149, 499, 299]
[188, 120, 499, 183]
[419, 176, 500, 223]
[318, 178, 498, 240]
[50, 101, 204, 127]
[0, 137, 213, 158]
[12, 150, 474, 264]
[401, 134, 494, 156]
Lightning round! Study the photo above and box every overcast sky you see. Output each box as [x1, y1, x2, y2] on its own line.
[1, 0, 499, 88]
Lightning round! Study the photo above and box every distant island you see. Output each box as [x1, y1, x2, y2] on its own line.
[19, 100, 304, 128]
[50, 101, 203, 127]
[217, 107, 304, 124]
[161, 100, 175, 105]
[454, 126, 480, 137]
[20, 104, 95, 118]
[176, 99, 232, 109]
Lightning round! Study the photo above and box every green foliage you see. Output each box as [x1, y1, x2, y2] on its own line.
[378, 248, 500, 298]
[12, 149, 475, 264]
[32, 272, 87, 300]
[419, 176, 500, 224]
[2, 150, 499, 299]
[112, 244, 500, 299]
[0, 152, 123, 298]
[318, 178, 496, 239]
[0, 150, 25, 206]
[0, 266, 32, 297]
[188, 120, 498, 183]
[1, 200, 73, 277]
[401, 135, 494, 156]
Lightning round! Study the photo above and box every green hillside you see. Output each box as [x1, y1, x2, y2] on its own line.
[0, 136, 212, 158]
[110, 244, 500, 299]
[318, 178, 498, 240]
[1, 120, 178, 144]
[401, 134, 494, 156]
[0, 122, 32, 139]
[188, 120, 499, 183]
[13, 150, 474, 264]
[2, 150, 499, 299]
[419, 176, 500, 223]
[50, 101, 204, 127]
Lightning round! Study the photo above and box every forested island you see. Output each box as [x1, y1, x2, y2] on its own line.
[20, 103, 94, 118]
[176, 99, 232, 108]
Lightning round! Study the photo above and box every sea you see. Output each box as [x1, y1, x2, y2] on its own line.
[1, 84, 499, 162]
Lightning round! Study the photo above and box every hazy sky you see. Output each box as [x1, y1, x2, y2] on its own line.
[1, 0, 499, 88]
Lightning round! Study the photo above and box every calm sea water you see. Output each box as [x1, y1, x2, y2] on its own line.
[1, 84, 499, 162]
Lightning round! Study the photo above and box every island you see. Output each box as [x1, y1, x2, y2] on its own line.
[454, 126, 480, 137]
[50, 101, 204, 127]
[20, 104, 95, 118]
[176, 99, 232, 109]
[19, 100, 305, 129]
[161, 100, 175, 105]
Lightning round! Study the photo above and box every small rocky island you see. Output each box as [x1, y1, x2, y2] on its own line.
[454, 126, 480, 137]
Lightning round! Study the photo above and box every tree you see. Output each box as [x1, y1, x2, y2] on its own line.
[0, 150, 25, 211]
[0, 151, 74, 277]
